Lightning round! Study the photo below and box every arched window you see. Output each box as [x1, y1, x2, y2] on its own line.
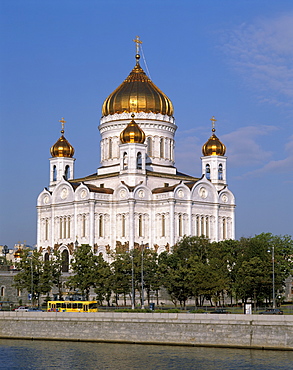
[68, 217, 71, 238]
[137, 152, 142, 169]
[1, 287, 5, 297]
[82, 215, 86, 238]
[206, 164, 210, 179]
[123, 152, 128, 170]
[122, 214, 126, 238]
[99, 215, 103, 237]
[63, 217, 67, 239]
[178, 214, 183, 237]
[53, 165, 57, 181]
[59, 218, 63, 239]
[44, 252, 49, 262]
[169, 140, 173, 161]
[162, 214, 165, 237]
[108, 138, 112, 159]
[147, 137, 152, 157]
[223, 218, 227, 240]
[160, 138, 164, 158]
[201, 216, 205, 236]
[196, 216, 200, 236]
[205, 216, 209, 238]
[64, 165, 70, 180]
[218, 164, 223, 180]
[45, 219, 49, 241]
[61, 249, 69, 273]
[138, 215, 143, 237]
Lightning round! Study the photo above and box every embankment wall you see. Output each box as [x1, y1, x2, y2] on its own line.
[0, 312, 292, 350]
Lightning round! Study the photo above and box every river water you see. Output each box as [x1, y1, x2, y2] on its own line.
[0, 339, 292, 370]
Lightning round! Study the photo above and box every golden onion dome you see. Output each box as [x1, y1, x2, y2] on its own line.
[102, 54, 174, 117]
[120, 114, 146, 144]
[50, 118, 75, 158]
[202, 116, 226, 156]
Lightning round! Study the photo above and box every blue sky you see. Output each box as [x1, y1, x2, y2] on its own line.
[1, 0, 292, 248]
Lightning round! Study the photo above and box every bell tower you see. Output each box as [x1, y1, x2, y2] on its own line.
[49, 118, 75, 190]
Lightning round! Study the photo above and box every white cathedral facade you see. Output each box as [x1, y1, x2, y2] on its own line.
[37, 44, 235, 262]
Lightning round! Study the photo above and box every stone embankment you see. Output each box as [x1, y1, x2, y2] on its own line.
[1, 312, 292, 350]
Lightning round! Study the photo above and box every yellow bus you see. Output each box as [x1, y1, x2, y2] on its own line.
[47, 301, 98, 312]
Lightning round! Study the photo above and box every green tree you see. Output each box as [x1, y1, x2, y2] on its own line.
[66, 244, 96, 300]
[13, 249, 51, 306]
[93, 253, 112, 306]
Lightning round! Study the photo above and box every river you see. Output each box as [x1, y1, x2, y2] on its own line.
[0, 339, 292, 369]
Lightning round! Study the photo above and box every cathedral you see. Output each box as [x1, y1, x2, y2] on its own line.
[37, 38, 235, 262]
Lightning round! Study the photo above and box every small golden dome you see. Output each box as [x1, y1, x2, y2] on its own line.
[102, 54, 174, 117]
[50, 118, 75, 158]
[202, 116, 226, 156]
[120, 114, 146, 144]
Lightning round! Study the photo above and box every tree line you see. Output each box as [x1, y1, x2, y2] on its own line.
[13, 233, 293, 309]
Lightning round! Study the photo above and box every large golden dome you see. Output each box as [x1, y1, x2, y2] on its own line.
[120, 114, 146, 144]
[102, 54, 174, 117]
[202, 116, 226, 156]
[50, 118, 75, 158]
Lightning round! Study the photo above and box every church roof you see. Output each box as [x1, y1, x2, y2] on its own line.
[102, 54, 173, 117]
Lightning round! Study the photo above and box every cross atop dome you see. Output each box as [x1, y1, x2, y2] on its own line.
[59, 117, 66, 134]
[133, 35, 142, 54]
[210, 116, 217, 132]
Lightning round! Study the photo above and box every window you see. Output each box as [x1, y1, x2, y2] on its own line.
[179, 214, 183, 237]
[99, 215, 103, 237]
[162, 214, 166, 237]
[0, 287, 5, 297]
[61, 250, 69, 273]
[122, 215, 126, 238]
[45, 219, 49, 241]
[205, 217, 209, 238]
[64, 165, 70, 180]
[137, 152, 142, 169]
[196, 216, 200, 236]
[147, 137, 152, 157]
[206, 164, 210, 179]
[123, 152, 128, 170]
[53, 165, 57, 181]
[218, 164, 223, 180]
[160, 138, 164, 158]
[59, 218, 63, 239]
[108, 138, 112, 159]
[138, 215, 143, 237]
[44, 252, 49, 262]
[223, 218, 227, 240]
[82, 215, 86, 238]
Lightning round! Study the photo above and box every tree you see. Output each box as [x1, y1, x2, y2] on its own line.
[13, 249, 52, 306]
[66, 245, 97, 300]
[93, 253, 112, 306]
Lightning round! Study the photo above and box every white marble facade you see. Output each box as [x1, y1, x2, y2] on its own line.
[37, 65, 235, 261]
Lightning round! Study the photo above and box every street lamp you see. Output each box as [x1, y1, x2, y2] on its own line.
[2, 245, 9, 262]
[268, 246, 275, 309]
[141, 242, 144, 309]
[131, 250, 135, 310]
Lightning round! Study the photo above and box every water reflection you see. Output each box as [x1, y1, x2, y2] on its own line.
[0, 339, 292, 370]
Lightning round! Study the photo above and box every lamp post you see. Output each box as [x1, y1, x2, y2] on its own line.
[141, 242, 144, 309]
[2, 245, 9, 263]
[131, 250, 135, 310]
[268, 246, 276, 309]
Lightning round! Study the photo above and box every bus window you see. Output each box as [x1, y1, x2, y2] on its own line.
[78, 303, 82, 309]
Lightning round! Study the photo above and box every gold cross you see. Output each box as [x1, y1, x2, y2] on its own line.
[210, 116, 217, 131]
[59, 117, 66, 131]
[133, 36, 142, 54]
